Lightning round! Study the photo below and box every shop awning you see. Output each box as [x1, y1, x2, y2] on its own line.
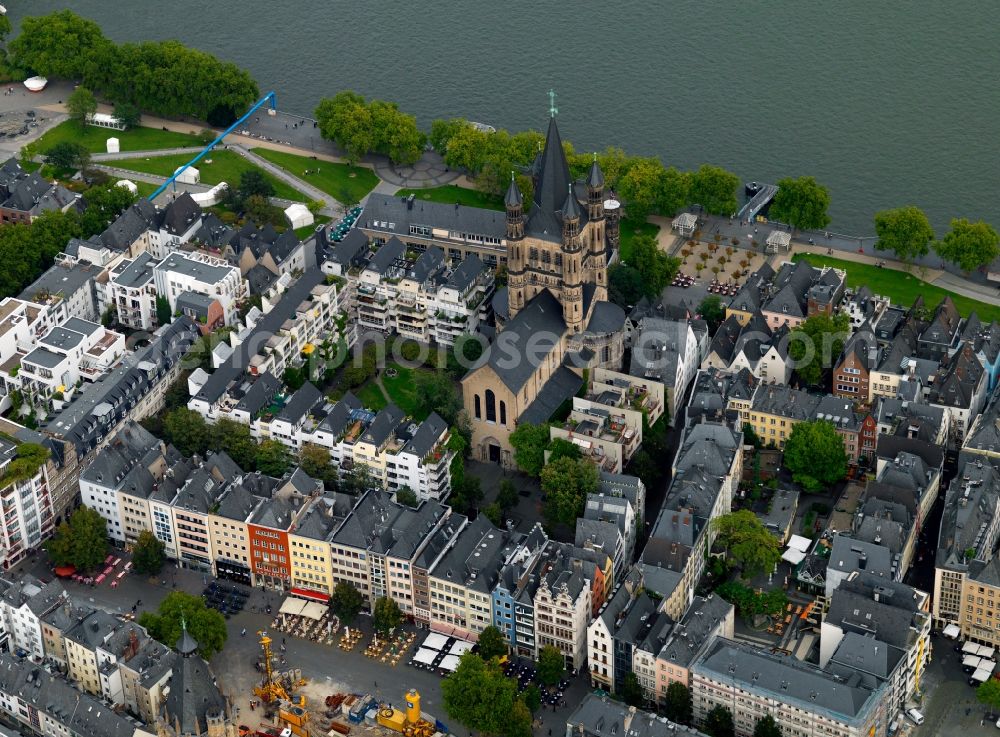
[423, 632, 449, 651]
[449, 640, 473, 656]
[782, 548, 807, 565]
[943, 624, 960, 639]
[414, 647, 437, 665]
[279, 597, 306, 616]
[290, 587, 329, 603]
[787, 535, 812, 553]
[301, 601, 326, 621]
[439, 654, 461, 671]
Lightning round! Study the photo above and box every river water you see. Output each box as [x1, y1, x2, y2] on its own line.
[9, 1, 998, 235]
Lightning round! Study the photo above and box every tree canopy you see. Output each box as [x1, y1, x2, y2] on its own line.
[536, 645, 565, 686]
[753, 715, 783, 737]
[45, 505, 107, 573]
[373, 596, 403, 634]
[475, 625, 508, 661]
[509, 423, 550, 477]
[662, 682, 693, 725]
[67, 86, 97, 128]
[689, 164, 739, 216]
[541, 456, 598, 530]
[787, 311, 851, 387]
[769, 176, 831, 231]
[608, 264, 646, 308]
[441, 653, 531, 737]
[628, 233, 681, 297]
[315, 91, 425, 165]
[9, 10, 109, 80]
[330, 581, 364, 625]
[619, 671, 644, 706]
[132, 530, 166, 575]
[934, 217, 1000, 272]
[697, 295, 726, 334]
[783, 419, 848, 492]
[716, 581, 787, 618]
[711, 510, 781, 579]
[874, 206, 935, 264]
[44, 141, 90, 172]
[703, 705, 735, 737]
[80, 181, 137, 235]
[138, 590, 227, 659]
[977, 677, 1000, 712]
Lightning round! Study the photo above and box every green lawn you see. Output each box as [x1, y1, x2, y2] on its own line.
[792, 253, 1000, 322]
[103, 149, 307, 202]
[250, 148, 378, 204]
[619, 220, 662, 263]
[355, 362, 433, 418]
[294, 214, 330, 239]
[395, 184, 504, 211]
[132, 181, 160, 199]
[34, 120, 203, 154]
[356, 382, 388, 411]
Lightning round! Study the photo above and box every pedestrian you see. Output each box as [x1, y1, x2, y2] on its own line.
[242, 628, 247, 637]
[374, 680, 377, 687]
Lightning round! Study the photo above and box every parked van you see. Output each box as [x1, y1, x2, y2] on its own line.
[906, 708, 925, 726]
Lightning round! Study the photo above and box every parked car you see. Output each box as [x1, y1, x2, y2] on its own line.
[906, 708, 925, 726]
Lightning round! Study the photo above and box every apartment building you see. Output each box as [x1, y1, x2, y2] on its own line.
[926, 342, 988, 441]
[874, 397, 949, 447]
[0, 167, 80, 224]
[745, 384, 821, 449]
[549, 393, 643, 474]
[492, 525, 549, 658]
[0, 430, 55, 570]
[153, 250, 246, 329]
[533, 544, 592, 671]
[701, 313, 791, 385]
[629, 317, 707, 423]
[0, 576, 66, 659]
[832, 323, 879, 400]
[106, 252, 158, 330]
[18, 254, 102, 325]
[287, 492, 353, 599]
[567, 693, 707, 737]
[653, 594, 734, 700]
[63, 608, 122, 699]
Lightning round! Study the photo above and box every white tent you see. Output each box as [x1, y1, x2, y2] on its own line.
[787, 535, 812, 553]
[943, 623, 961, 639]
[781, 548, 807, 565]
[449, 640, 474, 656]
[413, 648, 437, 666]
[963, 641, 979, 655]
[285, 203, 314, 230]
[423, 632, 449, 651]
[973, 665, 994, 683]
[279, 597, 306, 616]
[963, 654, 982, 670]
[439, 654, 461, 672]
[106, 137, 120, 154]
[174, 166, 200, 185]
[979, 645, 996, 660]
[115, 179, 137, 195]
[766, 230, 791, 254]
[301, 601, 326, 621]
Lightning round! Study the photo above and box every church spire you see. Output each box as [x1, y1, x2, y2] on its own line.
[176, 615, 198, 657]
[562, 182, 581, 223]
[587, 152, 604, 189]
[504, 171, 522, 208]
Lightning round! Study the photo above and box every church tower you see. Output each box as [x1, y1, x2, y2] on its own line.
[561, 184, 584, 333]
[586, 154, 607, 290]
[505, 173, 526, 316]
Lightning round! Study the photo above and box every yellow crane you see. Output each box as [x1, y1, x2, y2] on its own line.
[254, 630, 289, 703]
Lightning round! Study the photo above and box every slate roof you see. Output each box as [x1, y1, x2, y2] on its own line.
[927, 343, 985, 409]
[277, 382, 322, 424]
[567, 693, 707, 737]
[484, 288, 565, 392]
[828, 534, 893, 579]
[657, 593, 733, 669]
[361, 195, 507, 243]
[402, 411, 447, 458]
[101, 198, 159, 250]
[446, 253, 486, 292]
[18, 259, 99, 305]
[160, 192, 202, 235]
[526, 116, 581, 241]
[751, 384, 821, 420]
[162, 629, 228, 735]
[406, 246, 446, 284]
[519, 365, 583, 426]
[826, 586, 924, 652]
[936, 457, 1000, 568]
[829, 631, 903, 679]
[360, 404, 405, 447]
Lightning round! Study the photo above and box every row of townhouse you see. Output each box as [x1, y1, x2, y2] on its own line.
[726, 260, 846, 331]
[0, 573, 236, 736]
[323, 230, 495, 346]
[0, 157, 82, 225]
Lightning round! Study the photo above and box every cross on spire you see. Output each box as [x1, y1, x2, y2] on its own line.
[548, 89, 558, 118]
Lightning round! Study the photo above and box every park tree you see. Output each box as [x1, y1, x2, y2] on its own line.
[659, 166, 693, 217]
[711, 510, 781, 579]
[742, 422, 763, 449]
[934, 217, 1000, 272]
[509, 423, 550, 477]
[315, 91, 374, 165]
[330, 581, 364, 625]
[703, 705, 735, 737]
[753, 715, 782, 737]
[395, 486, 418, 508]
[80, 181, 137, 235]
[414, 371, 464, 426]
[689, 164, 740, 216]
[522, 684, 542, 713]
[536, 644, 565, 686]
[541, 457, 598, 529]
[238, 169, 275, 202]
[255, 439, 291, 476]
[112, 100, 141, 129]
[372, 596, 403, 634]
[977, 678, 1000, 713]
[10, 10, 110, 80]
[429, 118, 470, 154]
[0, 12, 11, 46]
[441, 653, 526, 737]
[629, 233, 681, 298]
[475, 625, 508, 661]
[874, 206, 935, 265]
[211, 418, 256, 471]
[783, 420, 848, 492]
[497, 479, 519, 511]
[163, 408, 211, 458]
[608, 265, 645, 308]
[132, 530, 166, 575]
[44, 141, 91, 172]
[619, 671, 644, 707]
[45, 505, 107, 573]
[483, 502, 503, 526]
[663, 682, 693, 725]
[769, 176, 831, 232]
[546, 437, 581, 464]
[369, 99, 426, 165]
[138, 590, 227, 658]
[618, 157, 666, 221]
[787, 311, 851, 387]
[300, 443, 336, 486]
[698, 295, 727, 333]
[67, 86, 98, 129]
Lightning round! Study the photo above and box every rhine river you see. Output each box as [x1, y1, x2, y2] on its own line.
[10, 1, 998, 235]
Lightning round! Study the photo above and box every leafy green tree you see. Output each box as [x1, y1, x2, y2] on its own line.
[783, 420, 848, 492]
[10, 10, 110, 79]
[547, 437, 581, 464]
[742, 422, 763, 449]
[255, 439, 291, 476]
[211, 418, 256, 472]
[330, 581, 363, 625]
[441, 653, 523, 737]
[934, 217, 1000, 272]
[703, 705, 735, 737]
[874, 206, 935, 264]
[753, 715, 782, 737]
[372, 596, 403, 634]
[522, 684, 541, 713]
[155, 296, 172, 327]
[315, 91, 425, 165]
[440, 122, 491, 173]
[509, 423, 550, 477]
[769, 176, 831, 232]
[0, 13, 11, 46]
[497, 479, 519, 511]
[430, 118, 469, 153]
[541, 457, 598, 529]
[414, 371, 463, 426]
[132, 529, 166, 575]
[619, 671, 644, 706]
[67, 86, 98, 129]
[663, 682, 693, 724]
[608, 265, 645, 308]
[689, 164, 739, 215]
[698, 295, 726, 333]
[45, 506, 107, 573]
[658, 167, 692, 217]
[618, 157, 667, 221]
[282, 366, 306, 392]
[787, 311, 850, 386]
[977, 678, 1000, 712]
[536, 645, 565, 686]
[369, 99, 426, 165]
[476, 625, 508, 661]
[44, 141, 90, 172]
[80, 181, 137, 235]
[483, 502, 503, 526]
[162, 408, 212, 458]
[395, 486, 418, 508]
[711, 510, 781, 579]
[112, 100, 141, 129]
[300, 443, 335, 487]
[629, 233, 680, 298]
[238, 169, 275, 202]
[138, 590, 227, 659]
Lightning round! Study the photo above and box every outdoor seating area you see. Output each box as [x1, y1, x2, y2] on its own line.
[671, 272, 695, 288]
[269, 595, 340, 645]
[503, 659, 570, 706]
[409, 632, 476, 675]
[707, 280, 739, 296]
[201, 581, 248, 618]
[340, 626, 363, 651]
[365, 628, 415, 667]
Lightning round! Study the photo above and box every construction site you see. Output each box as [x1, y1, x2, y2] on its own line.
[240, 630, 450, 737]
